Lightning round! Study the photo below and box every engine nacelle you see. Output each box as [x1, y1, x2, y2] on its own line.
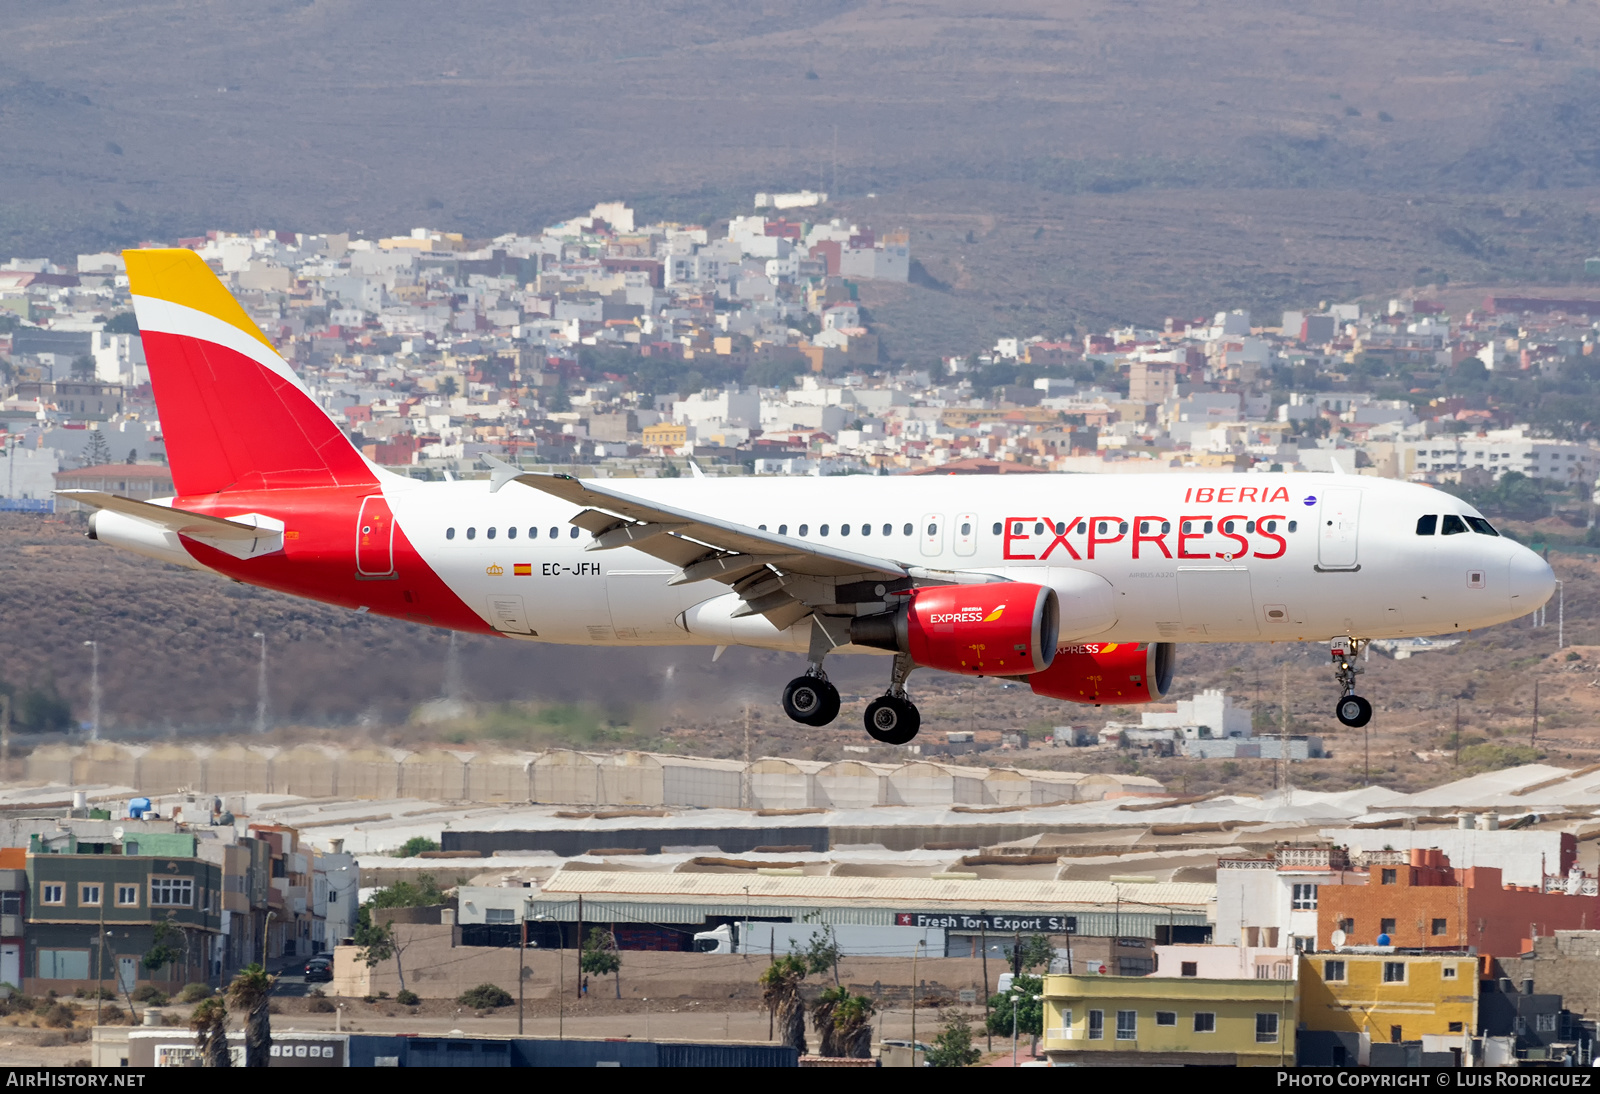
[851, 582, 1059, 676]
[1027, 641, 1176, 704]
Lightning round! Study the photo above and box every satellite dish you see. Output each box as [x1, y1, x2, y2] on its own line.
[1331, 930, 1347, 949]
[112, 827, 125, 841]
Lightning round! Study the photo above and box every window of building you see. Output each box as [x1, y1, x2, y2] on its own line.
[1390, 1025, 1403, 1044]
[1380, 918, 1396, 937]
[1448, 1022, 1463, 1033]
[1416, 514, 1437, 535]
[1194, 1012, 1216, 1033]
[1537, 1013, 1558, 1033]
[40, 883, 64, 905]
[79, 884, 101, 907]
[1383, 961, 1406, 983]
[485, 908, 515, 924]
[1180, 962, 1197, 978]
[150, 878, 193, 908]
[1256, 1013, 1279, 1044]
[1116, 1010, 1137, 1040]
[0, 892, 18, 915]
[1087, 1010, 1103, 1040]
[1431, 918, 1448, 936]
[1155, 1011, 1176, 1026]
[1323, 960, 1346, 982]
[1291, 883, 1318, 910]
[1380, 868, 1397, 885]
[1338, 918, 1355, 934]
[1442, 965, 1458, 980]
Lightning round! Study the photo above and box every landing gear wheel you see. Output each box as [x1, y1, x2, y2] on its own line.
[1335, 695, 1373, 728]
[864, 695, 921, 745]
[783, 676, 840, 726]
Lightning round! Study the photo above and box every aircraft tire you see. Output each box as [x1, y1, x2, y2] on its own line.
[864, 695, 921, 745]
[1335, 694, 1373, 728]
[783, 676, 840, 726]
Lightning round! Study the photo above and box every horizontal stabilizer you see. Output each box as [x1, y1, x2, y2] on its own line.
[56, 491, 268, 542]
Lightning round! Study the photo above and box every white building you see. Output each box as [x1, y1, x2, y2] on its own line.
[1141, 689, 1252, 739]
[1214, 845, 1357, 953]
[1404, 427, 1598, 484]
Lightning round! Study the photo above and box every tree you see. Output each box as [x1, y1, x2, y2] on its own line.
[798, 925, 842, 985]
[142, 919, 182, 974]
[83, 429, 112, 467]
[832, 992, 876, 1059]
[395, 836, 439, 858]
[759, 954, 808, 1054]
[104, 312, 139, 335]
[810, 985, 845, 1057]
[190, 996, 231, 1067]
[366, 874, 448, 908]
[986, 973, 1043, 1040]
[225, 964, 273, 1068]
[353, 908, 411, 994]
[580, 926, 622, 999]
[71, 355, 97, 382]
[439, 376, 459, 398]
[1018, 933, 1055, 973]
[926, 1010, 982, 1067]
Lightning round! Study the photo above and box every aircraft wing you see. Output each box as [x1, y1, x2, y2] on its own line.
[56, 491, 268, 541]
[501, 468, 1000, 628]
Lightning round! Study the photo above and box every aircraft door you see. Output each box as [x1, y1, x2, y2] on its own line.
[953, 512, 978, 556]
[356, 495, 396, 576]
[1317, 488, 1362, 570]
[919, 513, 945, 557]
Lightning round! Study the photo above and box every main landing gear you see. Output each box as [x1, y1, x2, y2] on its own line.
[780, 652, 923, 745]
[1331, 638, 1373, 728]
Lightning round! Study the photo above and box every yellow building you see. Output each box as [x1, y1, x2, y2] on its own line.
[642, 422, 687, 449]
[1298, 952, 1477, 1064]
[1041, 974, 1296, 1067]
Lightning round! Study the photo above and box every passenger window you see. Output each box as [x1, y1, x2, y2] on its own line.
[1416, 515, 1438, 536]
[758, 524, 767, 531]
[1139, 521, 1149, 534]
[1055, 522, 1066, 535]
[1182, 521, 1191, 534]
[839, 524, 849, 536]
[1034, 522, 1045, 534]
[1222, 521, 1233, 533]
[799, 524, 809, 537]
[1264, 520, 1277, 532]
[903, 523, 913, 536]
[882, 524, 892, 536]
[1075, 522, 1086, 534]
[1441, 515, 1468, 535]
[1161, 521, 1170, 534]
[569, 527, 579, 539]
[1245, 521, 1255, 533]
[1287, 520, 1298, 533]
[860, 524, 871, 536]
[446, 528, 455, 540]
[992, 522, 1002, 535]
[548, 527, 559, 539]
[487, 527, 497, 539]
[821, 524, 830, 536]
[960, 522, 971, 535]
[1203, 521, 1213, 533]
[1466, 516, 1499, 537]
[1098, 521, 1108, 534]
[507, 527, 517, 539]
[1118, 522, 1128, 534]
[529, 527, 539, 539]
[778, 524, 788, 535]
[466, 527, 476, 540]
[1012, 521, 1025, 535]
[927, 523, 937, 536]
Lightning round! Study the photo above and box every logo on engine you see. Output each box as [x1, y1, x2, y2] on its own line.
[983, 606, 1005, 622]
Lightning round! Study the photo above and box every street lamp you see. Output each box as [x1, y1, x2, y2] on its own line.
[82, 640, 99, 741]
[533, 913, 560, 1038]
[1011, 992, 1044, 1067]
[252, 632, 268, 734]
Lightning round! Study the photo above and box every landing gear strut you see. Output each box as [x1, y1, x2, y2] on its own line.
[864, 654, 921, 745]
[1331, 638, 1373, 728]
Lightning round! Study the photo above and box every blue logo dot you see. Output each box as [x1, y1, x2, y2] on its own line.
[1303, 496, 1317, 506]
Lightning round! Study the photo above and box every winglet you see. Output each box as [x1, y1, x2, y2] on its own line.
[687, 457, 706, 479]
[482, 453, 524, 493]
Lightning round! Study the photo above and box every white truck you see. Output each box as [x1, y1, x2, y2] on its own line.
[693, 921, 946, 958]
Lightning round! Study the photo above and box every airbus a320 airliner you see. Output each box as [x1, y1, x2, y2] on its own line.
[63, 250, 1558, 744]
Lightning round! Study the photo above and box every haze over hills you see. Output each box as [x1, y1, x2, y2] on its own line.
[9, 1, 1600, 342]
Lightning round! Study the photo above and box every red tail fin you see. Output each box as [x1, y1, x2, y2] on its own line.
[124, 248, 375, 496]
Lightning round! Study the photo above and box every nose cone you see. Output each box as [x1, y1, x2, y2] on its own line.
[1509, 547, 1556, 612]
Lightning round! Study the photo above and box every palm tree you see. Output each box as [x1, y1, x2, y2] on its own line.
[811, 985, 846, 1057]
[189, 996, 231, 1067]
[759, 955, 807, 1054]
[833, 993, 876, 1059]
[226, 963, 274, 1067]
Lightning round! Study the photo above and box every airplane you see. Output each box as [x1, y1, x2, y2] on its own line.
[60, 249, 1558, 744]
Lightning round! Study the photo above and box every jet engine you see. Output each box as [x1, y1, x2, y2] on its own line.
[851, 583, 1059, 676]
[1027, 641, 1176, 704]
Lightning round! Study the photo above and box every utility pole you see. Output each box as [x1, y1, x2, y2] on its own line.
[0, 693, 10, 774]
[576, 894, 583, 999]
[981, 915, 991, 1050]
[1279, 665, 1292, 805]
[1454, 701, 1461, 766]
[1558, 581, 1565, 651]
[252, 632, 268, 734]
[83, 640, 99, 741]
[95, 900, 106, 1025]
[910, 938, 922, 1056]
[1533, 681, 1540, 746]
[518, 900, 528, 1035]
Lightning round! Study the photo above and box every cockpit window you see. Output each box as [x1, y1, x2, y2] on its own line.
[1416, 515, 1437, 536]
[1441, 514, 1468, 536]
[1465, 516, 1499, 537]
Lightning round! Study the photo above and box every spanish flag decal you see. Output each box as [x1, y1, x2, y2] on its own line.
[514, 563, 533, 576]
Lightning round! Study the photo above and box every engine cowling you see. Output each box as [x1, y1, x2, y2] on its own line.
[850, 583, 1059, 676]
[1027, 641, 1176, 704]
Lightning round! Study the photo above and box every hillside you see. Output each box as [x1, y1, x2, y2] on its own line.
[7, 2, 1600, 342]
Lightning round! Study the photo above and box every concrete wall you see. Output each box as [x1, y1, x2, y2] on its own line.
[333, 923, 993, 1001]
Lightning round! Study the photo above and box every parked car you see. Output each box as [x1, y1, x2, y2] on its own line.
[304, 957, 333, 982]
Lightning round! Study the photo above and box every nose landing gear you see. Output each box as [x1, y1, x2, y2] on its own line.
[1331, 639, 1373, 728]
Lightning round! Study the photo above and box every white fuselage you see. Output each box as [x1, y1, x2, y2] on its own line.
[375, 471, 1553, 653]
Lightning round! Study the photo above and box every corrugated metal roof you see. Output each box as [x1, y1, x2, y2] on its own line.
[540, 868, 1214, 909]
